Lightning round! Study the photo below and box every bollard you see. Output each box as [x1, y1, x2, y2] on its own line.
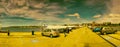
[32, 31, 34, 35]
[8, 31, 10, 36]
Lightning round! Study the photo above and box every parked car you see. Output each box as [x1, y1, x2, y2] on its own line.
[57, 27, 72, 33]
[93, 27, 102, 32]
[101, 27, 117, 35]
[41, 29, 59, 38]
[58, 28, 66, 33]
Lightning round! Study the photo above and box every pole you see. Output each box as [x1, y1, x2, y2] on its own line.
[8, 30, 10, 36]
[32, 31, 34, 35]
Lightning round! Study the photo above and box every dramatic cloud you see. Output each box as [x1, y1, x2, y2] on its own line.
[96, 0, 120, 23]
[1, 0, 120, 27]
[0, 0, 66, 21]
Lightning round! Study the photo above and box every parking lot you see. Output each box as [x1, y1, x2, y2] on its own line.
[0, 27, 120, 47]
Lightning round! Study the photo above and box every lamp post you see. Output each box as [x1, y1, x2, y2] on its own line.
[0, 14, 1, 30]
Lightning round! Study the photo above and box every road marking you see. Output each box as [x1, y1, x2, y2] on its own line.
[31, 39, 39, 43]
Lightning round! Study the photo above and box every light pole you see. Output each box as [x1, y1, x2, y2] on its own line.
[0, 14, 1, 30]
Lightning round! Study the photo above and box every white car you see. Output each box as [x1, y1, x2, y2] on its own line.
[101, 27, 117, 35]
[41, 29, 59, 38]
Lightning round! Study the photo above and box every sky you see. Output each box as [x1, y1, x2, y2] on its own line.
[0, 0, 120, 27]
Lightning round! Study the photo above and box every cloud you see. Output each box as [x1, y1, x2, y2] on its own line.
[109, 0, 120, 13]
[62, 18, 71, 23]
[95, 0, 120, 23]
[85, 0, 109, 6]
[93, 15, 101, 18]
[109, 14, 120, 17]
[67, 13, 80, 19]
[85, 0, 97, 6]
[96, 14, 120, 23]
[0, 8, 4, 13]
[0, 1, 66, 21]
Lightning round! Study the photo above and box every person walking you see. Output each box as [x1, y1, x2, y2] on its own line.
[63, 28, 67, 37]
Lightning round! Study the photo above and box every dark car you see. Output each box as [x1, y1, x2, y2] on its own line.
[58, 27, 72, 33]
[93, 27, 102, 32]
[58, 28, 66, 33]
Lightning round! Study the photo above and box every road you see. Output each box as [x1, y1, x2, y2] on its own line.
[60, 27, 114, 47]
[0, 27, 120, 47]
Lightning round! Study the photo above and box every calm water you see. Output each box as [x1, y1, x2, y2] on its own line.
[1, 27, 41, 32]
[0, 26, 120, 32]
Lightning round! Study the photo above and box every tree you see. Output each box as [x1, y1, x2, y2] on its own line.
[103, 22, 111, 26]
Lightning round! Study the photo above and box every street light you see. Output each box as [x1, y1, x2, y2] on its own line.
[0, 14, 1, 30]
